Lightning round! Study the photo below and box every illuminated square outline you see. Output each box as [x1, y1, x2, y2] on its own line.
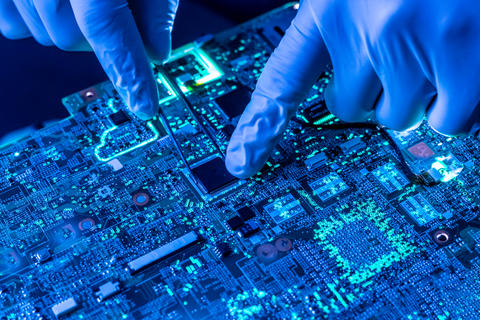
[162, 44, 224, 95]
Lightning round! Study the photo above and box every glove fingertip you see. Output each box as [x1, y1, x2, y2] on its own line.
[225, 145, 252, 179]
[144, 28, 172, 64]
[122, 76, 159, 121]
[128, 96, 158, 121]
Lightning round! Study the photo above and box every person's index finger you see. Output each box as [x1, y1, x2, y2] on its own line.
[69, 0, 158, 120]
[130, 0, 179, 64]
[225, 1, 330, 179]
[0, 0, 31, 39]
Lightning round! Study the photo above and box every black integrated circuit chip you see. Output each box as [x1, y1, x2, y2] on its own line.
[109, 110, 130, 126]
[227, 216, 244, 230]
[215, 86, 251, 119]
[303, 101, 329, 123]
[192, 157, 238, 194]
[237, 207, 255, 221]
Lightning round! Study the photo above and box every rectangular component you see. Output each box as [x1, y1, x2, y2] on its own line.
[400, 194, 441, 226]
[264, 193, 304, 224]
[309, 172, 349, 202]
[215, 86, 251, 119]
[340, 137, 366, 155]
[128, 231, 199, 272]
[192, 157, 238, 194]
[96, 281, 120, 302]
[52, 297, 78, 317]
[304, 152, 328, 171]
[372, 163, 409, 193]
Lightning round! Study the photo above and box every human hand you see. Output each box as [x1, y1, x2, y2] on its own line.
[0, 0, 179, 120]
[226, 0, 480, 178]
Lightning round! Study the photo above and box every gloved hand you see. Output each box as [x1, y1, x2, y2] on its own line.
[0, 0, 179, 120]
[226, 0, 480, 178]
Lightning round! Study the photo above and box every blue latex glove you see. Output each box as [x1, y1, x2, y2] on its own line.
[0, 0, 179, 120]
[226, 0, 480, 178]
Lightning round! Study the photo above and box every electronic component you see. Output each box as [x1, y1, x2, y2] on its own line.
[340, 137, 366, 154]
[274, 237, 293, 252]
[408, 141, 435, 159]
[165, 44, 224, 92]
[256, 243, 278, 263]
[302, 101, 330, 123]
[227, 216, 244, 230]
[192, 157, 238, 194]
[400, 194, 441, 226]
[51, 298, 78, 317]
[127, 231, 199, 273]
[109, 110, 130, 126]
[264, 193, 304, 224]
[215, 85, 251, 119]
[238, 221, 260, 237]
[214, 241, 233, 258]
[32, 247, 51, 264]
[237, 207, 255, 221]
[107, 158, 123, 171]
[427, 154, 464, 183]
[2, 3, 480, 319]
[96, 281, 120, 302]
[304, 152, 328, 171]
[309, 172, 349, 202]
[94, 120, 161, 162]
[371, 163, 409, 193]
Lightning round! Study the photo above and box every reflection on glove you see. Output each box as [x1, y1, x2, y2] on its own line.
[226, 0, 480, 178]
[0, 0, 179, 120]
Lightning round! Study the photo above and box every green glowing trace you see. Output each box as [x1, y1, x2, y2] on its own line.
[168, 44, 224, 92]
[431, 155, 463, 182]
[314, 113, 336, 126]
[157, 73, 177, 105]
[193, 48, 224, 85]
[94, 121, 160, 162]
[106, 98, 117, 112]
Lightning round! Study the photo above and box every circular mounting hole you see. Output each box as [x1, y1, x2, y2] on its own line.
[434, 230, 450, 244]
[436, 233, 448, 242]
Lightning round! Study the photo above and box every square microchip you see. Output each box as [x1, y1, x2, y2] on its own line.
[407, 142, 435, 159]
[192, 157, 238, 194]
[227, 216, 244, 230]
[109, 110, 130, 126]
[237, 207, 255, 221]
[215, 86, 251, 119]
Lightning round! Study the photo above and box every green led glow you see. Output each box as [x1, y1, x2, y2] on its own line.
[431, 156, 463, 182]
[314, 113, 336, 125]
[94, 121, 160, 162]
[157, 73, 177, 105]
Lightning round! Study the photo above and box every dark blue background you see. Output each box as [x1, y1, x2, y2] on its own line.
[0, 0, 287, 138]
